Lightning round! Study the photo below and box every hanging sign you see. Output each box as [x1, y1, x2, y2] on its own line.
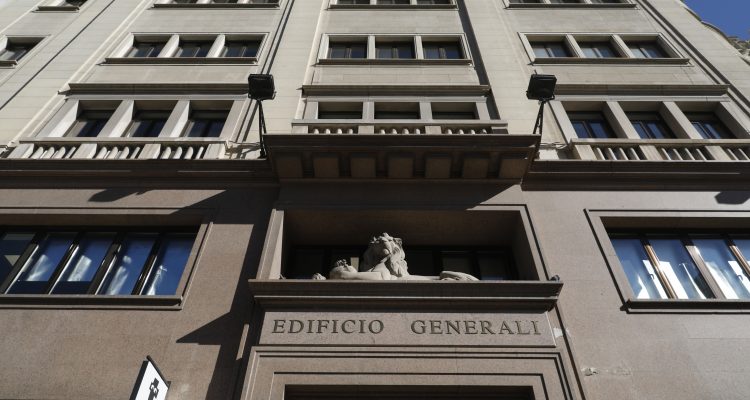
[130, 356, 170, 400]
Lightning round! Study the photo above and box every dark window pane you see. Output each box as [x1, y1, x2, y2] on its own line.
[141, 234, 193, 295]
[686, 113, 733, 139]
[568, 112, 616, 139]
[289, 249, 325, 279]
[51, 232, 115, 294]
[0, 232, 34, 284]
[580, 42, 617, 58]
[183, 111, 228, 137]
[8, 232, 76, 294]
[98, 233, 157, 295]
[66, 111, 113, 138]
[441, 251, 473, 275]
[403, 249, 436, 276]
[126, 111, 170, 138]
[477, 252, 514, 280]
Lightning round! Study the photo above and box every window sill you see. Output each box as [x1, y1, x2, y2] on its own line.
[249, 280, 563, 312]
[318, 58, 471, 66]
[625, 298, 750, 313]
[329, 4, 456, 10]
[104, 57, 258, 65]
[507, 3, 635, 9]
[0, 60, 18, 68]
[0, 295, 182, 310]
[36, 5, 81, 11]
[532, 57, 690, 65]
[153, 3, 279, 9]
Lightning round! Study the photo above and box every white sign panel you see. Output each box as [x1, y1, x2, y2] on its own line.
[130, 357, 170, 400]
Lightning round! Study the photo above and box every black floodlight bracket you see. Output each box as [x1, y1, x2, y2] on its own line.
[526, 73, 557, 136]
[248, 74, 276, 158]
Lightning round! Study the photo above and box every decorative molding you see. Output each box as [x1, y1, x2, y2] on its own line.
[301, 84, 492, 96]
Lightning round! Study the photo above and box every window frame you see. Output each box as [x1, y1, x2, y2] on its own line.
[329, 0, 456, 8]
[505, 0, 633, 7]
[0, 210, 209, 310]
[319, 34, 471, 65]
[588, 210, 750, 312]
[107, 33, 267, 64]
[520, 33, 686, 64]
[0, 36, 45, 67]
[153, 0, 280, 8]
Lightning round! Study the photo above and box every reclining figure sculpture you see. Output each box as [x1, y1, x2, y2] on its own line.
[313, 233, 478, 281]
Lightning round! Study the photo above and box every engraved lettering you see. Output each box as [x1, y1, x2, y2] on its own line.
[317, 320, 330, 334]
[288, 320, 303, 334]
[341, 320, 356, 334]
[531, 320, 541, 335]
[359, 320, 366, 334]
[307, 320, 314, 334]
[464, 320, 478, 334]
[411, 320, 426, 334]
[480, 320, 495, 334]
[429, 320, 443, 334]
[498, 321, 515, 335]
[369, 320, 384, 334]
[446, 320, 460, 334]
[272, 320, 285, 333]
[515, 321, 531, 335]
[332, 319, 339, 333]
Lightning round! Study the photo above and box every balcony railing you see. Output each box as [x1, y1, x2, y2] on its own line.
[4, 138, 228, 160]
[292, 120, 505, 136]
[570, 139, 750, 162]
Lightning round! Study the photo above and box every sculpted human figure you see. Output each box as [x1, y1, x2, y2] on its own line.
[313, 233, 478, 281]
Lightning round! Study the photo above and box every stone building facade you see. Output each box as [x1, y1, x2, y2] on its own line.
[0, 0, 748, 399]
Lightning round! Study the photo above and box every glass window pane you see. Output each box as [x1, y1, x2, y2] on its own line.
[424, 46, 441, 59]
[0, 232, 34, 284]
[8, 232, 76, 294]
[692, 238, 750, 299]
[589, 121, 612, 139]
[441, 251, 473, 275]
[349, 44, 366, 58]
[404, 249, 436, 276]
[548, 43, 569, 57]
[98, 233, 157, 295]
[571, 121, 589, 138]
[649, 238, 713, 299]
[329, 45, 346, 58]
[532, 45, 549, 58]
[611, 238, 667, 299]
[142, 234, 194, 295]
[288, 249, 325, 279]
[51, 233, 115, 294]
[477, 252, 513, 281]
[205, 120, 225, 137]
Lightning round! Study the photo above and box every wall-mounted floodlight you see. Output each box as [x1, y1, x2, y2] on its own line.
[248, 74, 276, 158]
[526, 74, 557, 136]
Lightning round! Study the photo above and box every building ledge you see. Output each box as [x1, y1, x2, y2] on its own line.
[317, 58, 471, 66]
[625, 299, 750, 314]
[506, 2, 635, 9]
[532, 57, 689, 65]
[103, 57, 258, 65]
[35, 5, 80, 11]
[153, 2, 279, 9]
[0, 295, 182, 310]
[329, 4, 456, 10]
[554, 83, 730, 96]
[249, 280, 563, 312]
[265, 133, 538, 181]
[301, 84, 491, 96]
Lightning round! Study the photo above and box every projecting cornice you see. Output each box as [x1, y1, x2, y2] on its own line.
[65, 83, 250, 95]
[300, 84, 493, 97]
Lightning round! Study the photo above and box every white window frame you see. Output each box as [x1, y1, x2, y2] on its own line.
[153, 0, 281, 8]
[106, 33, 267, 64]
[520, 33, 688, 64]
[0, 36, 45, 67]
[318, 34, 471, 65]
[36, 0, 88, 11]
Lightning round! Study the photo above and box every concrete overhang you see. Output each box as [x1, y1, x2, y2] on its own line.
[265, 134, 540, 182]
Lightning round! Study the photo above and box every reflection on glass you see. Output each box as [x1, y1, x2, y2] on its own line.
[650, 238, 713, 299]
[142, 234, 193, 295]
[0, 232, 34, 284]
[98, 233, 156, 295]
[51, 233, 115, 294]
[692, 238, 750, 299]
[612, 238, 667, 299]
[8, 232, 76, 294]
[441, 251, 473, 275]
[477, 252, 512, 281]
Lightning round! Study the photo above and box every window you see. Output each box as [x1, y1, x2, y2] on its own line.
[509, 0, 542, 3]
[182, 111, 228, 137]
[549, 0, 583, 3]
[318, 103, 363, 119]
[431, 103, 477, 120]
[0, 228, 196, 296]
[124, 110, 170, 138]
[327, 41, 367, 59]
[221, 40, 260, 58]
[591, 0, 622, 3]
[376, 0, 410, 4]
[627, 41, 668, 58]
[375, 103, 420, 119]
[127, 40, 166, 58]
[175, 40, 213, 58]
[287, 245, 516, 280]
[337, 0, 370, 4]
[628, 112, 676, 139]
[611, 233, 750, 300]
[568, 112, 617, 139]
[686, 113, 734, 139]
[417, 0, 451, 4]
[578, 41, 620, 58]
[376, 40, 415, 59]
[530, 41, 571, 58]
[65, 110, 114, 138]
[423, 41, 463, 60]
[0, 39, 39, 62]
